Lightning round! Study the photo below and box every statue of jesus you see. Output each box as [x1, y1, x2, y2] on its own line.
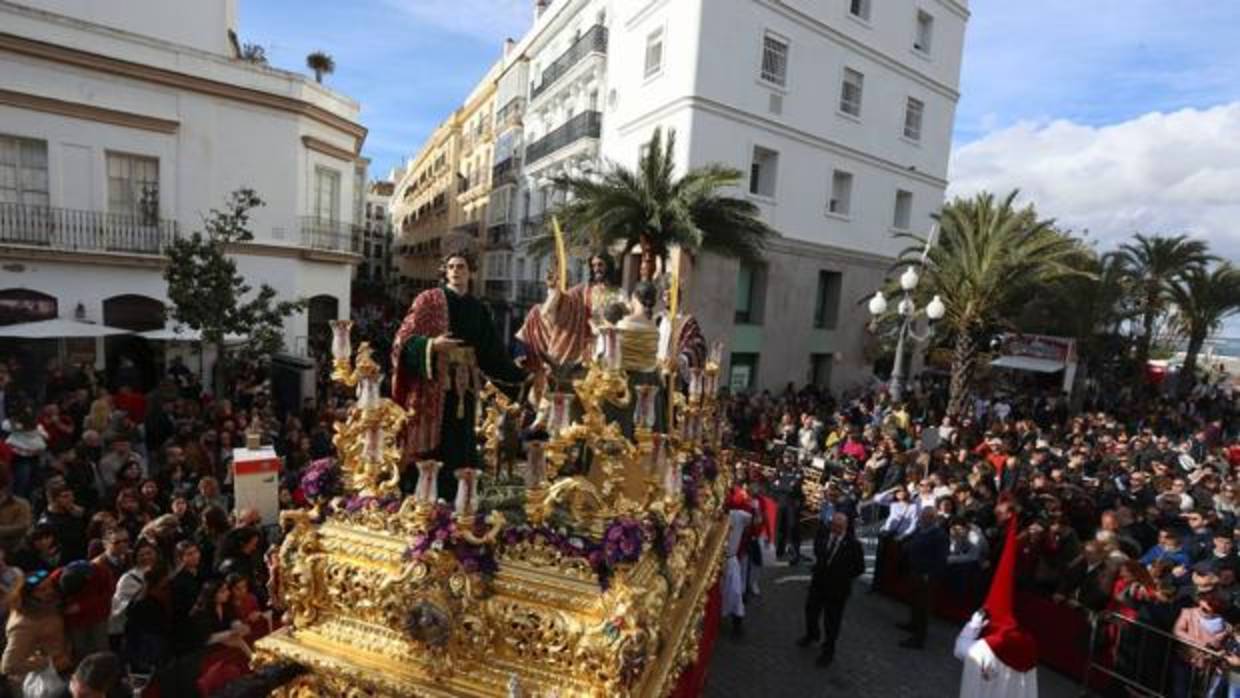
[391, 252, 525, 501]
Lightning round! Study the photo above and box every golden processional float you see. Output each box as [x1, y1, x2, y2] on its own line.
[254, 313, 735, 697]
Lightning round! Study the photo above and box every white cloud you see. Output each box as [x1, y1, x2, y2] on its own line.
[380, 0, 531, 45]
[948, 103, 1240, 262]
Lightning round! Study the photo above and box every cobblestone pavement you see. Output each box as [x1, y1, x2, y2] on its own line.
[703, 560, 1080, 698]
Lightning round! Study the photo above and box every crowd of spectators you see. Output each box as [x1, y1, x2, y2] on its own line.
[727, 373, 1239, 696]
[0, 353, 337, 697]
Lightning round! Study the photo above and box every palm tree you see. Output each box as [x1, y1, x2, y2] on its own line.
[537, 128, 773, 283]
[306, 51, 335, 84]
[1168, 263, 1240, 389]
[894, 191, 1092, 416]
[1117, 233, 1213, 374]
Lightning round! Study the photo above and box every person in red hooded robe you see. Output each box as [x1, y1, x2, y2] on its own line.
[955, 517, 1039, 698]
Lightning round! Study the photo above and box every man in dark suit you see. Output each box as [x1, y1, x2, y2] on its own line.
[899, 507, 949, 649]
[797, 511, 864, 667]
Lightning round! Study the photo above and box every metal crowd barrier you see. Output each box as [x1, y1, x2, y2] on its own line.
[1081, 610, 1230, 698]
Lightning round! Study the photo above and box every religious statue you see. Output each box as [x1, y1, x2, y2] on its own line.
[656, 283, 707, 389]
[516, 252, 624, 377]
[614, 281, 665, 435]
[392, 252, 525, 500]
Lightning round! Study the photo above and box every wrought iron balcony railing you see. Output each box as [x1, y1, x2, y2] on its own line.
[299, 217, 361, 254]
[487, 224, 514, 250]
[0, 202, 177, 255]
[484, 279, 512, 300]
[531, 25, 608, 101]
[492, 157, 521, 187]
[517, 280, 543, 304]
[525, 110, 602, 165]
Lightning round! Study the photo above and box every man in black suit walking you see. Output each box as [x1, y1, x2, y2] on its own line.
[797, 511, 865, 667]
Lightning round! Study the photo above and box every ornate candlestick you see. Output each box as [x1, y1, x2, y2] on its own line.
[414, 460, 442, 519]
[524, 441, 548, 525]
[330, 320, 354, 383]
[548, 392, 574, 437]
[454, 468, 480, 523]
[634, 384, 658, 431]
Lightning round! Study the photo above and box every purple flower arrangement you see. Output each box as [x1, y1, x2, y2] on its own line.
[341, 495, 401, 514]
[405, 505, 500, 581]
[300, 458, 341, 502]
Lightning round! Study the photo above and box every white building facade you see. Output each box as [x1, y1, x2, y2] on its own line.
[0, 0, 367, 373]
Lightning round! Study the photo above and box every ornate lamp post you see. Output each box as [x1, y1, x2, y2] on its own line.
[868, 235, 945, 404]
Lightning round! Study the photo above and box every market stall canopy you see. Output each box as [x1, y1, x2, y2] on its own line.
[138, 326, 246, 343]
[990, 355, 1065, 373]
[0, 318, 132, 338]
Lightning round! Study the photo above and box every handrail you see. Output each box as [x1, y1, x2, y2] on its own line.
[531, 25, 608, 101]
[0, 202, 177, 254]
[525, 111, 602, 165]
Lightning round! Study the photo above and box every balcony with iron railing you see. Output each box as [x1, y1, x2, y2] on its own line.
[531, 25, 608, 101]
[525, 110, 602, 165]
[486, 224, 514, 250]
[484, 279, 512, 301]
[517, 280, 544, 304]
[299, 217, 361, 254]
[0, 202, 178, 255]
[496, 98, 525, 130]
[492, 157, 521, 187]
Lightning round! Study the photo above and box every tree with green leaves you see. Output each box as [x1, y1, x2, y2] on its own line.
[164, 189, 304, 396]
[1118, 233, 1214, 375]
[1169, 263, 1240, 389]
[893, 191, 1092, 416]
[306, 51, 335, 84]
[537, 128, 773, 283]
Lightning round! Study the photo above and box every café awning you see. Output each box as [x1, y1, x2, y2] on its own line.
[0, 318, 132, 338]
[990, 355, 1065, 373]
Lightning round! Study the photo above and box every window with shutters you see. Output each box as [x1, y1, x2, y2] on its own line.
[748, 146, 779, 198]
[760, 33, 789, 87]
[904, 97, 925, 141]
[849, 0, 872, 21]
[828, 170, 853, 216]
[644, 27, 664, 78]
[839, 68, 864, 117]
[915, 10, 934, 54]
[106, 152, 159, 222]
[314, 166, 341, 222]
[813, 271, 843, 329]
[0, 135, 49, 207]
[893, 190, 914, 230]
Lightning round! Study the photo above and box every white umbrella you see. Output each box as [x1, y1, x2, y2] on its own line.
[0, 318, 132, 338]
[138, 326, 247, 343]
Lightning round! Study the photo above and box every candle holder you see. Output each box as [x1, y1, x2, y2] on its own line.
[634, 385, 658, 431]
[600, 326, 623, 372]
[330, 320, 354, 383]
[548, 392, 574, 436]
[688, 368, 703, 405]
[524, 441, 549, 526]
[414, 460, 442, 515]
[362, 424, 383, 463]
[357, 373, 381, 412]
[454, 468, 480, 522]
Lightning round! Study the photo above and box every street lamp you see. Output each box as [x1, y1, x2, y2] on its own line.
[868, 227, 943, 403]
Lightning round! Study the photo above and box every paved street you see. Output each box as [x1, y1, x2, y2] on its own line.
[704, 560, 1080, 697]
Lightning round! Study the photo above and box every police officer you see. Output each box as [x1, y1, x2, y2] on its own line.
[772, 452, 806, 564]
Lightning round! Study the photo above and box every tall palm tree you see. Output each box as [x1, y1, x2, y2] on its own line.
[894, 191, 1092, 416]
[1117, 233, 1213, 373]
[538, 128, 773, 283]
[306, 51, 335, 84]
[1168, 263, 1240, 389]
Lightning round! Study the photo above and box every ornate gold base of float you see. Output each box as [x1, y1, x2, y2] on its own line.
[255, 334, 732, 697]
[255, 509, 726, 697]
